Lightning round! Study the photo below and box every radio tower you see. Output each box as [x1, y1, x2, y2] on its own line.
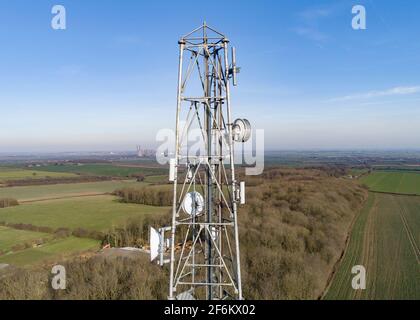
[151, 23, 251, 300]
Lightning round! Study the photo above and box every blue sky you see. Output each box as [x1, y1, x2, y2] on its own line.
[0, 0, 419, 152]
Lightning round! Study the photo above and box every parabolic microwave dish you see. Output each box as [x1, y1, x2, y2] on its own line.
[182, 191, 205, 216]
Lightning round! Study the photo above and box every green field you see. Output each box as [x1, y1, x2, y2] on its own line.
[0, 162, 170, 269]
[0, 180, 144, 201]
[144, 175, 169, 184]
[0, 169, 77, 183]
[0, 226, 52, 253]
[0, 195, 169, 232]
[0, 177, 169, 267]
[361, 171, 420, 195]
[30, 164, 167, 177]
[0, 237, 99, 267]
[325, 193, 420, 299]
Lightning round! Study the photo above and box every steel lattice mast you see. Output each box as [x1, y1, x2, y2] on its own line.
[168, 23, 243, 300]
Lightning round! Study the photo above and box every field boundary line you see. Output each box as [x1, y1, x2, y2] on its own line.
[0, 178, 127, 189]
[20, 193, 110, 204]
[370, 190, 420, 197]
[113, 164, 168, 170]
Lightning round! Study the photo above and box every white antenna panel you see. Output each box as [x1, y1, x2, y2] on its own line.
[232, 47, 238, 86]
[240, 181, 246, 205]
[150, 227, 160, 262]
[169, 158, 176, 182]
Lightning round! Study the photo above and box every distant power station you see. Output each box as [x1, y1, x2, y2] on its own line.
[136, 146, 155, 158]
[150, 23, 251, 300]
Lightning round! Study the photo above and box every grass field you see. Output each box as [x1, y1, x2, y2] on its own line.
[361, 171, 420, 195]
[30, 164, 167, 177]
[144, 175, 169, 184]
[0, 178, 168, 267]
[0, 226, 52, 252]
[0, 237, 99, 267]
[0, 169, 77, 183]
[0, 195, 169, 232]
[325, 193, 420, 299]
[0, 180, 145, 201]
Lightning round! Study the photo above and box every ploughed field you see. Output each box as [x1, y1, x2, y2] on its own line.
[325, 170, 420, 300]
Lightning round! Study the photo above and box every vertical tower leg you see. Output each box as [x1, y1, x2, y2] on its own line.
[223, 39, 243, 300]
[169, 40, 184, 300]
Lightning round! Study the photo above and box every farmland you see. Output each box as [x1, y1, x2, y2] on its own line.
[0, 191, 168, 266]
[0, 167, 370, 299]
[325, 168, 420, 300]
[361, 170, 420, 195]
[0, 168, 77, 183]
[0, 180, 144, 202]
[29, 163, 167, 177]
[1, 157, 418, 298]
[144, 175, 168, 184]
[0, 195, 169, 232]
[0, 237, 99, 267]
[0, 163, 170, 267]
[325, 193, 420, 299]
[0, 226, 52, 253]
